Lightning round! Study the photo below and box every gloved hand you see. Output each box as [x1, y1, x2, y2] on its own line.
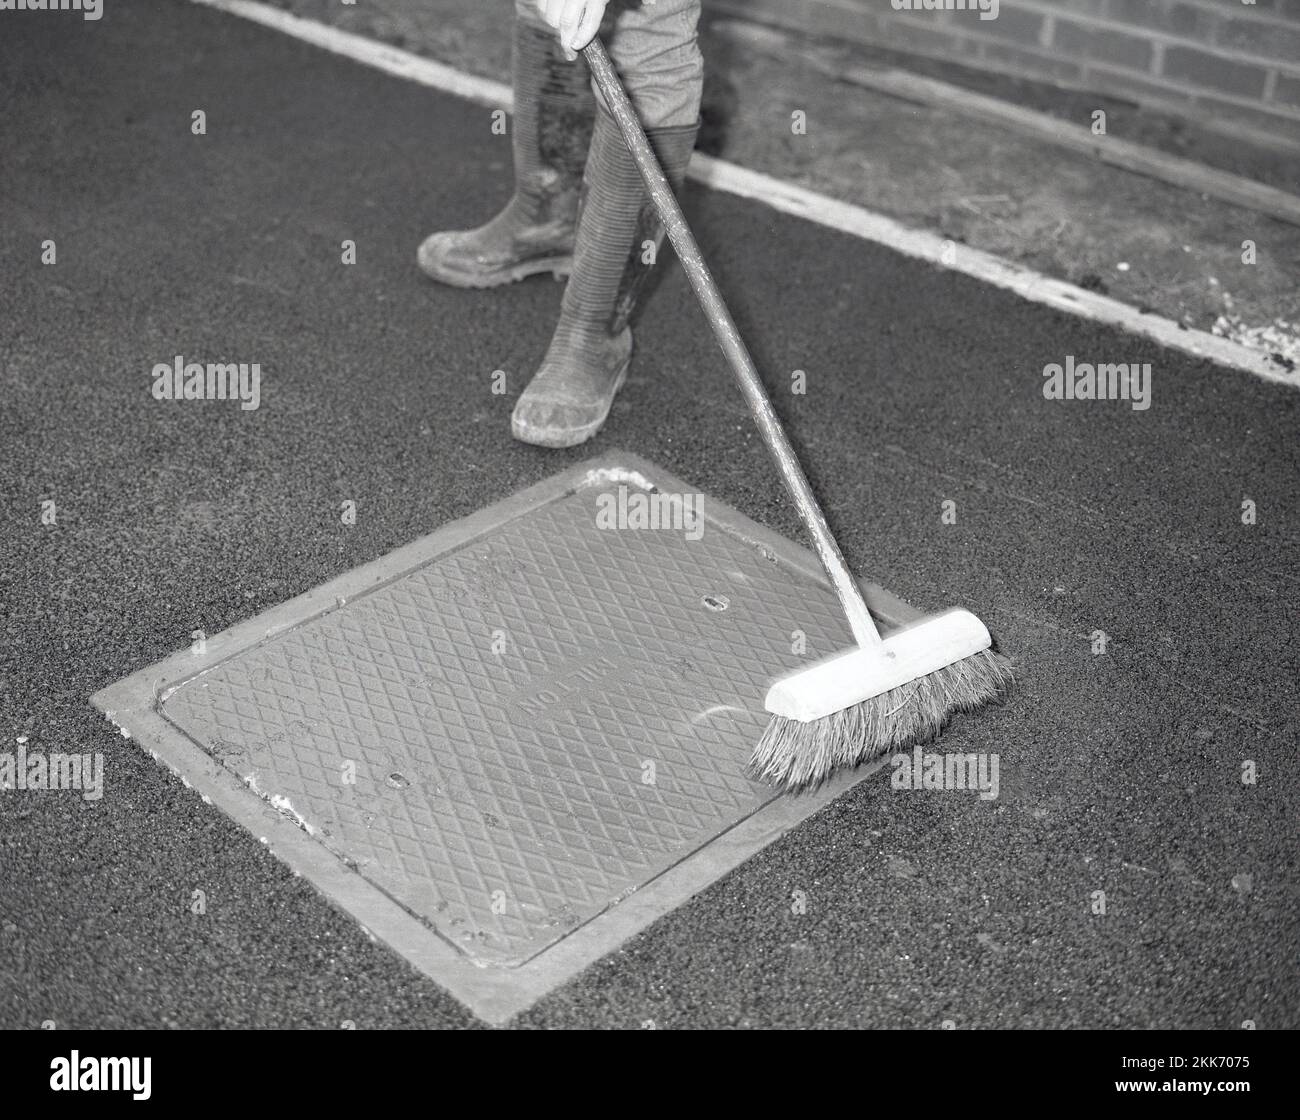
[534, 0, 609, 59]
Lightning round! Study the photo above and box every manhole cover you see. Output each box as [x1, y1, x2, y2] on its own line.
[93, 452, 916, 1022]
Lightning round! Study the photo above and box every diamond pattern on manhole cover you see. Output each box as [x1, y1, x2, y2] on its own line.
[160, 473, 855, 966]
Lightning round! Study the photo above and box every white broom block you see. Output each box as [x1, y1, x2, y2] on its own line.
[764, 609, 993, 722]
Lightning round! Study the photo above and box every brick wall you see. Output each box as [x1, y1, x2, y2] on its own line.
[706, 0, 1300, 148]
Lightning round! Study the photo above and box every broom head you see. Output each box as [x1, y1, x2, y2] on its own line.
[751, 609, 1012, 791]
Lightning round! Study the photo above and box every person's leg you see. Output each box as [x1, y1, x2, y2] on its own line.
[597, 0, 704, 130]
[512, 0, 703, 447]
[416, 2, 596, 287]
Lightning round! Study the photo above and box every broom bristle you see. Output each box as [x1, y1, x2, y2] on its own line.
[749, 647, 1013, 792]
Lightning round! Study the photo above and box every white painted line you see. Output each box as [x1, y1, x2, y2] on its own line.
[193, 0, 515, 109]
[690, 156, 1297, 386]
[192, 0, 1296, 388]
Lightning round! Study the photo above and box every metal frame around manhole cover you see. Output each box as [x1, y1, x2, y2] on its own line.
[91, 451, 920, 1025]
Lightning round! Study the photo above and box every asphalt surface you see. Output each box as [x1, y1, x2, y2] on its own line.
[1, 0, 1297, 1029]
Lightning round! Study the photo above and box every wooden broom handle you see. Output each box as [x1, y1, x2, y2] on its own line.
[582, 36, 882, 649]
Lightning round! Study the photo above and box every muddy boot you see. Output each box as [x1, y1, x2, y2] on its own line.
[511, 108, 698, 447]
[417, 21, 595, 287]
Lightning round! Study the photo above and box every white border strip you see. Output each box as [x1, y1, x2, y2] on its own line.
[193, 0, 1295, 388]
[196, 0, 517, 109]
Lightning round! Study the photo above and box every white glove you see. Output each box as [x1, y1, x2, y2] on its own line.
[535, 0, 608, 58]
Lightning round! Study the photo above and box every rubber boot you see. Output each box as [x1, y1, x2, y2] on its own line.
[511, 108, 698, 447]
[417, 20, 595, 287]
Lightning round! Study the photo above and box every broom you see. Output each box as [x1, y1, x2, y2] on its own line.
[582, 37, 1013, 791]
